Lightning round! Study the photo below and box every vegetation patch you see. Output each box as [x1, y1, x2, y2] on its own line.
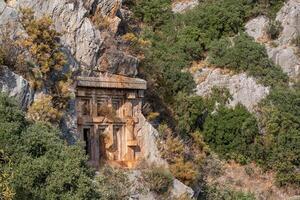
[142, 167, 173, 194]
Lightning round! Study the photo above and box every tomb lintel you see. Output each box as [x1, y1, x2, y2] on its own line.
[76, 74, 147, 90]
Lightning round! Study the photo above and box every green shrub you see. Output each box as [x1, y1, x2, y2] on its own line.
[142, 167, 173, 194]
[209, 33, 288, 87]
[0, 93, 99, 200]
[267, 20, 283, 40]
[253, 87, 300, 186]
[200, 185, 256, 200]
[96, 166, 130, 200]
[174, 92, 206, 135]
[203, 104, 259, 161]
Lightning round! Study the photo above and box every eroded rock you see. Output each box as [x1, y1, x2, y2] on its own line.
[245, 0, 300, 80]
[194, 67, 269, 112]
[245, 15, 269, 41]
[0, 66, 34, 109]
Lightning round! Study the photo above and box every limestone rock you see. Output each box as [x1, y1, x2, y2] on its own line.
[98, 49, 138, 77]
[276, 0, 300, 45]
[266, 45, 300, 79]
[0, 66, 34, 109]
[137, 114, 168, 167]
[194, 68, 270, 112]
[10, 0, 102, 71]
[172, 0, 199, 13]
[171, 179, 194, 199]
[0, 0, 138, 77]
[245, 15, 269, 41]
[245, 0, 300, 80]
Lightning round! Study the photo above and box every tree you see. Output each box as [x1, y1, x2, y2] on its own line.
[0, 93, 99, 199]
[203, 104, 259, 162]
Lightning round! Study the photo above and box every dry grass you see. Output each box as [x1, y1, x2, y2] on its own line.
[207, 161, 300, 200]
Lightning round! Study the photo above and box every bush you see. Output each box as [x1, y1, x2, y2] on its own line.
[142, 167, 173, 194]
[0, 93, 99, 200]
[200, 185, 256, 200]
[267, 20, 283, 40]
[133, 0, 172, 30]
[27, 93, 62, 123]
[253, 87, 300, 186]
[209, 33, 288, 87]
[96, 166, 130, 200]
[203, 104, 259, 162]
[18, 8, 72, 112]
[174, 92, 206, 135]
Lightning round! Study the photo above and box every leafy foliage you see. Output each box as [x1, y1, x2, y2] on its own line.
[253, 87, 300, 186]
[17, 8, 72, 122]
[0, 93, 99, 200]
[27, 94, 62, 123]
[203, 104, 259, 163]
[142, 167, 173, 194]
[267, 20, 283, 40]
[200, 185, 256, 200]
[96, 166, 131, 200]
[209, 33, 288, 87]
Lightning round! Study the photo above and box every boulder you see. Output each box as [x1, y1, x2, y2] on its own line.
[245, 15, 269, 41]
[194, 67, 269, 112]
[0, 66, 34, 109]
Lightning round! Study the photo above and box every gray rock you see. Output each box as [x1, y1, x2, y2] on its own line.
[137, 114, 168, 167]
[245, 0, 300, 81]
[0, 66, 34, 109]
[1, 0, 137, 77]
[171, 179, 194, 199]
[245, 15, 269, 40]
[172, 0, 199, 13]
[194, 68, 270, 112]
[276, 0, 300, 45]
[98, 49, 138, 77]
[11, 0, 103, 70]
[266, 45, 300, 79]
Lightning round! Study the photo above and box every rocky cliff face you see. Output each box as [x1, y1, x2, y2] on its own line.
[0, 66, 34, 109]
[1, 0, 138, 76]
[245, 0, 300, 82]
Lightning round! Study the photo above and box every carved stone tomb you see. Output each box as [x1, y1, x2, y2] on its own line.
[76, 74, 147, 168]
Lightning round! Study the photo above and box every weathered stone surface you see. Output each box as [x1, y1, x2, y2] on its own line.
[194, 67, 269, 111]
[172, 0, 199, 13]
[11, 0, 102, 70]
[1, 0, 138, 76]
[245, 15, 269, 40]
[0, 66, 34, 109]
[245, 0, 300, 80]
[137, 115, 168, 167]
[276, 0, 300, 45]
[171, 179, 194, 198]
[266, 45, 300, 79]
[98, 49, 138, 77]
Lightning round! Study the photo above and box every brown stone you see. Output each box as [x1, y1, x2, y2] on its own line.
[76, 74, 147, 169]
